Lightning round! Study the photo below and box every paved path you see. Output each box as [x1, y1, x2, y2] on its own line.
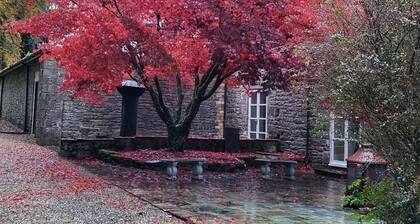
[0, 134, 182, 224]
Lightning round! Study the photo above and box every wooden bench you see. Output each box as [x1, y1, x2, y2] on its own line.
[255, 158, 298, 180]
[160, 158, 207, 180]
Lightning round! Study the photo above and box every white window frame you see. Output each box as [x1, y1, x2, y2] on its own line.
[329, 113, 359, 168]
[248, 92, 268, 139]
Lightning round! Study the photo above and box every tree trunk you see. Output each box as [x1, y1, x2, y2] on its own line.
[137, 55, 235, 152]
[167, 123, 191, 151]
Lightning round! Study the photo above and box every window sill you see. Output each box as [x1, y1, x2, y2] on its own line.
[328, 162, 347, 168]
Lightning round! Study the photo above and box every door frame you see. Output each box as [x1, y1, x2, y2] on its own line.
[329, 115, 349, 168]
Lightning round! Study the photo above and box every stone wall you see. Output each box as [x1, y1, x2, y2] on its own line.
[225, 87, 249, 136]
[268, 90, 308, 155]
[61, 94, 121, 139]
[0, 61, 38, 132]
[308, 111, 330, 165]
[136, 82, 220, 138]
[35, 59, 65, 145]
[60, 81, 221, 140]
[225, 87, 313, 156]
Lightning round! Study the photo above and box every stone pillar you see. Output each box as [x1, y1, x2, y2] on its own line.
[285, 163, 296, 180]
[165, 161, 178, 180]
[117, 81, 145, 137]
[261, 161, 271, 179]
[192, 161, 204, 180]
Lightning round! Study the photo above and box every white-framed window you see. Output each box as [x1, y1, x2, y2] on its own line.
[329, 114, 359, 168]
[248, 92, 268, 139]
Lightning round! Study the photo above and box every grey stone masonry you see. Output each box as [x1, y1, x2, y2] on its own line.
[224, 87, 248, 136]
[308, 112, 330, 165]
[0, 61, 38, 132]
[225, 87, 310, 155]
[0, 55, 330, 164]
[35, 59, 65, 145]
[60, 81, 220, 140]
[268, 90, 308, 155]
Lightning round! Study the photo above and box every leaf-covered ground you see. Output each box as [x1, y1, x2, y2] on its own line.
[0, 133, 182, 224]
[0, 133, 356, 223]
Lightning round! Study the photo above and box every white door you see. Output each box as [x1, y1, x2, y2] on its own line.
[329, 115, 358, 168]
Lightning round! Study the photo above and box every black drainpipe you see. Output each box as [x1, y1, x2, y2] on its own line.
[0, 77, 4, 118]
[223, 84, 227, 130]
[305, 90, 312, 165]
[23, 64, 30, 132]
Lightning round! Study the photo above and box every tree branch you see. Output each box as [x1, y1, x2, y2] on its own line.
[144, 83, 169, 124]
[200, 66, 239, 101]
[175, 74, 184, 124]
[112, 0, 123, 17]
[153, 77, 174, 124]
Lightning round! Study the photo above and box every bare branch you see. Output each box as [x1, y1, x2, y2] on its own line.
[175, 74, 184, 124]
[154, 77, 174, 124]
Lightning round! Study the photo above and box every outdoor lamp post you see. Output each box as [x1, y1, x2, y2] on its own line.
[117, 80, 145, 137]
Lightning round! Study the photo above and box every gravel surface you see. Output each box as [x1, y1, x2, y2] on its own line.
[0, 134, 183, 224]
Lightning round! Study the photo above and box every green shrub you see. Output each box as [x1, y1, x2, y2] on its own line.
[342, 178, 419, 223]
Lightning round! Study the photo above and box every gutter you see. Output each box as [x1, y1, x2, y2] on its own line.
[0, 50, 42, 78]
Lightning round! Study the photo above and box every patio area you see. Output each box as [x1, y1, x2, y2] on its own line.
[78, 158, 360, 223]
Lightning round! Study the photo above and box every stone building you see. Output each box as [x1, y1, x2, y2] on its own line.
[0, 52, 358, 168]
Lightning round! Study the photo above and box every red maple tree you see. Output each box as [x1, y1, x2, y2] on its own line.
[10, 0, 324, 151]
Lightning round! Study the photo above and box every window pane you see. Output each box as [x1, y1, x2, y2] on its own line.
[348, 141, 358, 156]
[251, 95, 257, 104]
[250, 119, 257, 132]
[259, 106, 266, 118]
[250, 133, 256, 139]
[259, 120, 266, 132]
[348, 121, 359, 140]
[260, 93, 266, 104]
[259, 134, 266, 139]
[251, 106, 257, 118]
[333, 140, 345, 161]
[334, 118, 345, 139]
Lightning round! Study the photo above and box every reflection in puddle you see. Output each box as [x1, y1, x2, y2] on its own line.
[81, 161, 361, 223]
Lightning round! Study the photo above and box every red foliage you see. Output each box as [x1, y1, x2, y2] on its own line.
[260, 151, 305, 160]
[115, 149, 306, 165]
[297, 163, 315, 174]
[0, 141, 105, 205]
[9, 0, 326, 100]
[116, 149, 256, 164]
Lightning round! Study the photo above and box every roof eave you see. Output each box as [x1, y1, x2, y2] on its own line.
[0, 50, 42, 77]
